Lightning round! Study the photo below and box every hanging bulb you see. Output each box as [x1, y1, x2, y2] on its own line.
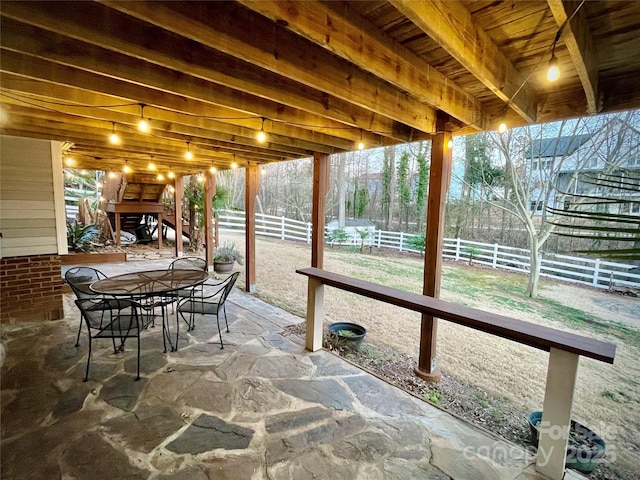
[64, 156, 74, 167]
[185, 142, 193, 160]
[156, 173, 165, 181]
[261, 166, 267, 175]
[197, 173, 205, 183]
[168, 185, 175, 193]
[167, 168, 175, 179]
[447, 139, 453, 149]
[138, 104, 149, 132]
[123, 161, 132, 174]
[109, 123, 120, 145]
[498, 122, 507, 134]
[357, 130, 365, 150]
[256, 117, 267, 143]
[546, 54, 560, 82]
[209, 163, 217, 174]
[108, 171, 116, 179]
[148, 162, 156, 171]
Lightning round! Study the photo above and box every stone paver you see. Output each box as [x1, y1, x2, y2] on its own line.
[0, 260, 588, 479]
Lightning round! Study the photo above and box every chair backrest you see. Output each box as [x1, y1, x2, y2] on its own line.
[218, 271, 240, 306]
[169, 257, 207, 271]
[65, 267, 107, 300]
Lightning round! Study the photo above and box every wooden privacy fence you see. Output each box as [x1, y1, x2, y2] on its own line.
[297, 267, 616, 480]
[217, 210, 640, 290]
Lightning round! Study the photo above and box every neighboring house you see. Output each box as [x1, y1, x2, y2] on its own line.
[525, 119, 640, 215]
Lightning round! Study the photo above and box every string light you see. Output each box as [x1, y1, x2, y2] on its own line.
[209, 162, 217, 174]
[447, 139, 453, 149]
[357, 130, 364, 150]
[547, 54, 560, 82]
[256, 117, 267, 143]
[167, 168, 175, 179]
[185, 142, 193, 160]
[156, 173, 164, 181]
[197, 172, 205, 183]
[147, 161, 156, 171]
[109, 122, 120, 145]
[261, 165, 267, 175]
[138, 104, 149, 132]
[108, 171, 116, 179]
[64, 156, 74, 167]
[123, 161, 132, 174]
[498, 122, 508, 134]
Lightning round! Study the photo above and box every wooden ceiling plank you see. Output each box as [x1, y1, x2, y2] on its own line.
[100, 0, 436, 134]
[547, 0, 599, 115]
[0, 1, 412, 144]
[238, 0, 484, 128]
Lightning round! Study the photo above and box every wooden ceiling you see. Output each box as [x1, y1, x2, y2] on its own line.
[2, 1, 640, 175]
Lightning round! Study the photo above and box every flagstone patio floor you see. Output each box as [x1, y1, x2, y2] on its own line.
[1, 258, 587, 479]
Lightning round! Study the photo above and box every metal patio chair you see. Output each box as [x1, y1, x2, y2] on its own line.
[176, 271, 239, 349]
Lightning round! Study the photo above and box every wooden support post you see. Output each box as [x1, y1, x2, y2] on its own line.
[536, 348, 579, 480]
[174, 176, 184, 257]
[306, 277, 324, 351]
[204, 172, 216, 270]
[305, 152, 331, 351]
[311, 152, 330, 268]
[115, 213, 121, 247]
[245, 163, 260, 292]
[415, 111, 453, 383]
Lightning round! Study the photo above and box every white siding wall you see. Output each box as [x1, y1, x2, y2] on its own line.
[0, 136, 65, 257]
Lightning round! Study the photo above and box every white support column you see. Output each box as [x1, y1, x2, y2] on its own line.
[305, 278, 324, 351]
[536, 347, 580, 480]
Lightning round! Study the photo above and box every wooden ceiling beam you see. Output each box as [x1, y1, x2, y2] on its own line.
[547, 0, 600, 115]
[0, 74, 338, 155]
[0, 21, 362, 152]
[390, 0, 539, 124]
[0, 99, 313, 160]
[100, 0, 437, 134]
[0, 50, 347, 154]
[240, 0, 485, 128]
[0, 1, 413, 144]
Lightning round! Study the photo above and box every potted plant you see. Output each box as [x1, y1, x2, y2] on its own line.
[327, 322, 367, 350]
[528, 411, 606, 474]
[213, 241, 244, 273]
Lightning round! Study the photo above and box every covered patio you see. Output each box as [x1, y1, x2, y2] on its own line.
[2, 259, 588, 480]
[2, 2, 639, 478]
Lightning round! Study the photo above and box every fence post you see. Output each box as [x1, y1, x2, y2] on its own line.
[455, 238, 460, 261]
[281, 216, 286, 240]
[493, 243, 499, 268]
[377, 230, 381, 248]
[593, 258, 601, 287]
[399, 232, 404, 252]
[306, 222, 312, 244]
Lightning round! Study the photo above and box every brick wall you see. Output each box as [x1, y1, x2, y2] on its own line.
[1, 254, 64, 323]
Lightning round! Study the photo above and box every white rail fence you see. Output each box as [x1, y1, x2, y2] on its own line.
[218, 210, 640, 290]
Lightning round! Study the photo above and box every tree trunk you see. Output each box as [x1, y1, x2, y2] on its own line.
[526, 237, 541, 298]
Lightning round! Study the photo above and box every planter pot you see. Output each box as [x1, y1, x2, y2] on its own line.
[328, 322, 367, 350]
[213, 260, 234, 273]
[528, 411, 606, 474]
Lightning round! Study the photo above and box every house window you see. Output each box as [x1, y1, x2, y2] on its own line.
[632, 203, 640, 214]
[530, 201, 543, 212]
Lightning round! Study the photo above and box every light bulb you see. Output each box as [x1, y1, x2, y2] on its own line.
[209, 165, 217, 174]
[498, 122, 507, 134]
[257, 130, 267, 143]
[185, 151, 193, 160]
[261, 167, 267, 175]
[167, 170, 175, 179]
[138, 118, 149, 133]
[358, 141, 364, 150]
[109, 132, 120, 145]
[231, 162, 238, 169]
[547, 55, 560, 82]
[64, 156, 74, 166]
[447, 139, 453, 149]
[148, 162, 156, 171]
[123, 162, 132, 174]
[197, 173, 204, 183]
[157, 173, 164, 181]
[168, 185, 175, 193]
[108, 171, 116, 179]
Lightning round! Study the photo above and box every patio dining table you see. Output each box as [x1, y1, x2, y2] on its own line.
[90, 269, 210, 351]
